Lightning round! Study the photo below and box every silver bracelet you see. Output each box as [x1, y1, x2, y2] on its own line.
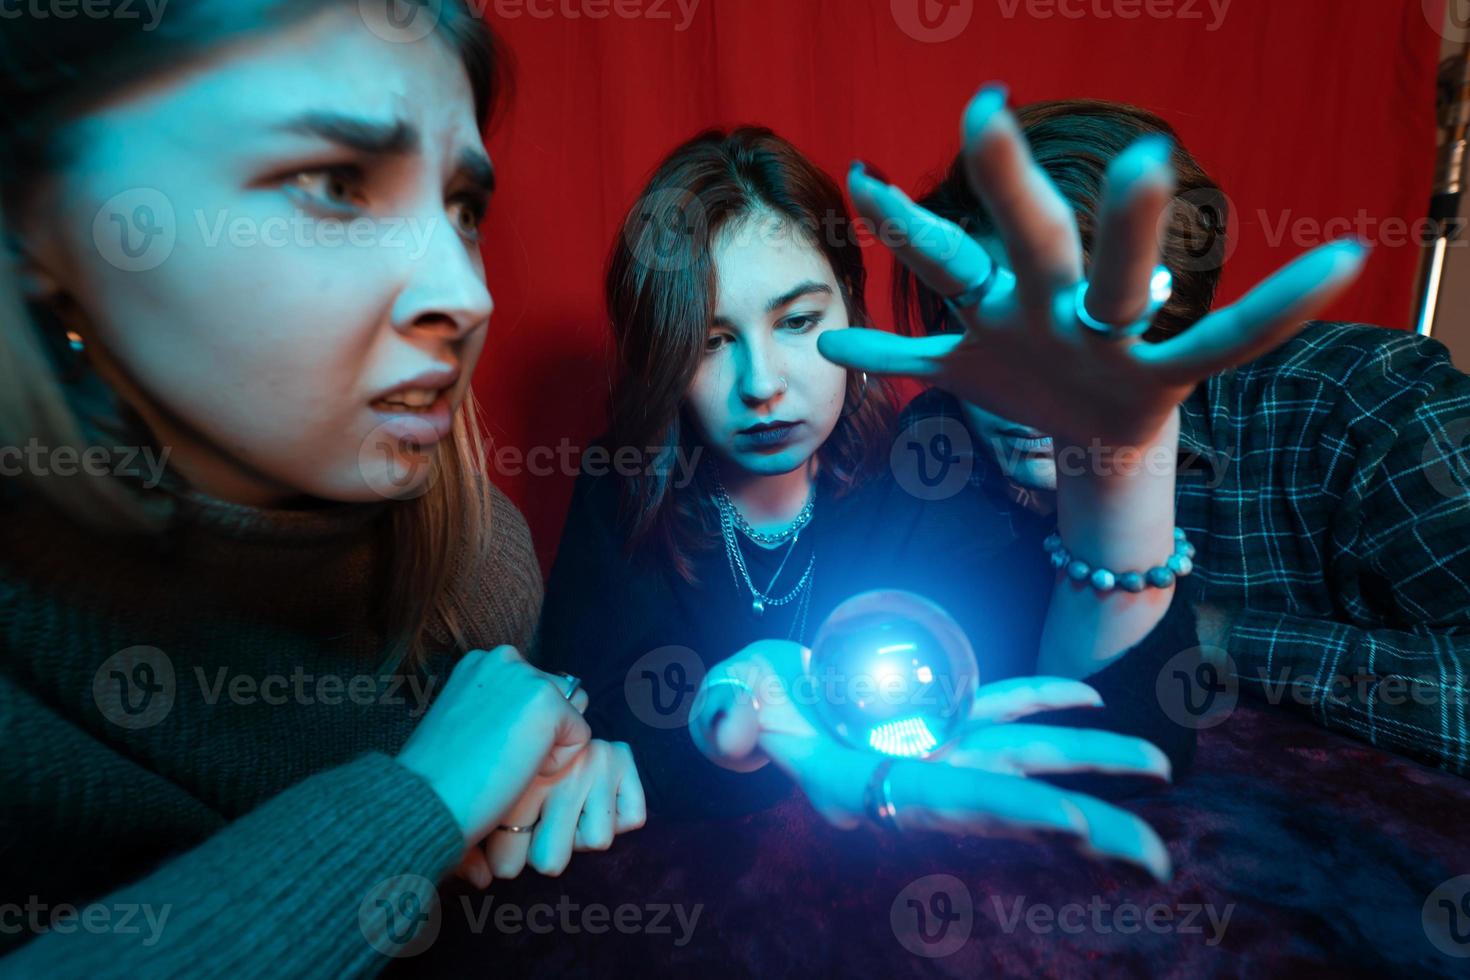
[1043, 526, 1196, 593]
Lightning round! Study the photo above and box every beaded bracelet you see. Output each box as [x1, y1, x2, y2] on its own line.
[1042, 527, 1196, 593]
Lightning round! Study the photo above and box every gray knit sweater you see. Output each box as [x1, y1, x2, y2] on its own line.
[0, 478, 543, 976]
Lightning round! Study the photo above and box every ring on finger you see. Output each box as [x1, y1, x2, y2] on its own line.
[1074, 265, 1173, 340]
[863, 758, 901, 831]
[941, 261, 999, 317]
[554, 672, 581, 701]
[497, 822, 538, 834]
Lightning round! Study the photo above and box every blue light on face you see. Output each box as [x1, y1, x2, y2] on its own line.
[805, 590, 979, 758]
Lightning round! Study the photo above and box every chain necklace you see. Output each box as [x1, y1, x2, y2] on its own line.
[713, 477, 815, 546]
[716, 487, 816, 629]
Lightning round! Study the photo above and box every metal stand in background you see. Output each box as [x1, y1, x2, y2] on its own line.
[1417, 40, 1470, 338]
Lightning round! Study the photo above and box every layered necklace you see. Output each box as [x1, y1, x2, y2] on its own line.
[713, 476, 817, 642]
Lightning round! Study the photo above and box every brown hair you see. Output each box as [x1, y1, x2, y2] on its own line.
[605, 127, 896, 582]
[895, 98, 1226, 342]
[0, 0, 514, 671]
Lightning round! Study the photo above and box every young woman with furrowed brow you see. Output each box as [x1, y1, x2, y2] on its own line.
[0, 3, 642, 973]
[536, 102, 1366, 880]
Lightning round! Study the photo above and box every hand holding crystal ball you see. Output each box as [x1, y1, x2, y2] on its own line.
[802, 590, 979, 758]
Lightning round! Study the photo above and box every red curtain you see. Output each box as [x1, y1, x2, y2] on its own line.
[475, 0, 1444, 571]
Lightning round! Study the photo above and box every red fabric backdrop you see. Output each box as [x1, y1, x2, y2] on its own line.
[473, 0, 1444, 571]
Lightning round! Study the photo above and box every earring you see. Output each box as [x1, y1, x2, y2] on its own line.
[65, 329, 85, 354]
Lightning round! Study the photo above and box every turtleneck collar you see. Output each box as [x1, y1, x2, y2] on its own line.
[168, 485, 392, 544]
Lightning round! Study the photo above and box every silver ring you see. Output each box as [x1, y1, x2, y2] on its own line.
[863, 758, 900, 831]
[555, 672, 581, 701]
[941, 261, 999, 316]
[497, 822, 537, 834]
[1074, 265, 1174, 340]
[704, 675, 761, 710]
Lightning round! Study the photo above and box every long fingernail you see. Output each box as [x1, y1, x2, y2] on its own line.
[1143, 744, 1173, 782]
[963, 83, 1009, 143]
[1144, 839, 1173, 883]
[1132, 133, 1174, 169]
[850, 159, 891, 186]
[1328, 238, 1371, 277]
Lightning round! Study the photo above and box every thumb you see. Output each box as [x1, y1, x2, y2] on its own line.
[713, 699, 761, 761]
[690, 683, 768, 772]
[540, 702, 591, 777]
[817, 327, 957, 379]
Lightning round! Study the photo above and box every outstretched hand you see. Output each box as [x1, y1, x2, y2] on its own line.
[820, 84, 1367, 448]
[690, 640, 1175, 881]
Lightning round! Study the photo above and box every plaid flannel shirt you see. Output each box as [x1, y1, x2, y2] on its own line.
[900, 321, 1470, 775]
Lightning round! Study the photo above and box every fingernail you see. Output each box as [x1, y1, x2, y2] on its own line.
[1132, 133, 1174, 168]
[963, 83, 1009, 143]
[1144, 745, 1173, 782]
[1329, 238, 1371, 277]
[851, 159, 892, 185]
[1145, 840, 1173, 883]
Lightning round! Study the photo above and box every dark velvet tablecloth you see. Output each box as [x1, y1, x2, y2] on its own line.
[388, 700, 1470, 978]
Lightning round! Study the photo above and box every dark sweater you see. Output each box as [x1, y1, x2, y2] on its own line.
[0, 478, 543, 975]
[536, 455, 1199, 821]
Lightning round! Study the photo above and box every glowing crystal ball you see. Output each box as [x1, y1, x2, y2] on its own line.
[802, 590, 979, 758]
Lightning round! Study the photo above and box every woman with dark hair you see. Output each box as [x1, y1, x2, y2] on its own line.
[0, 2, 641, 972]
[533, 107, 1347, 881]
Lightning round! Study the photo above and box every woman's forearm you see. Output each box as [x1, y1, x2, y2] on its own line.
[1037, 407, 1181, 679]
